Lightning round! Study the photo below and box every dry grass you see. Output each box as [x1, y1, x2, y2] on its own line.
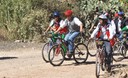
[0, 28, 9, 41]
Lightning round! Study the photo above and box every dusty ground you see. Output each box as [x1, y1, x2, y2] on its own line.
[0, 41, 128, 78]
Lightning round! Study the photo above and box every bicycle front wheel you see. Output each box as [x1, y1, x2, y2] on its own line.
[73, 43, 88, 64]
[96, 52, 100, 78]
[42, 42, 51, 62]
[48, 44, 65, 66]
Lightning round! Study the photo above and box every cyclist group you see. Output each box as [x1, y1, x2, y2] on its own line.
[45, 10, 83, 59]
[44, 9, 128, 70]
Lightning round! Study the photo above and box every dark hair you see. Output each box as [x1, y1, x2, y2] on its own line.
[99, 18, 108, 24]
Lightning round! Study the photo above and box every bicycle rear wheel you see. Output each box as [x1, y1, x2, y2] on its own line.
[105, 57, 112, 72]
[73, 43, 88, 64]
[96, 52, 100, 78]
[48, 44, 65, 66]
[112, 43, 124, 62]
[42, 42, 51, 62]
[120, 45, 127, 58]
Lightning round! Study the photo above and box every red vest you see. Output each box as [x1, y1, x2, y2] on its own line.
[96, 25, 115, 46]
[54, 21, 68, 34]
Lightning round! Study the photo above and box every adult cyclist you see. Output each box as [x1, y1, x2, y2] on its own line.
[55, 10, 83, 59]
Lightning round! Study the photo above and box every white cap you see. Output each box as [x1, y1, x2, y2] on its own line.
[99, 14, 107, 19]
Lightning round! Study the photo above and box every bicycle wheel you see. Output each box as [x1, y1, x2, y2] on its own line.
[105, 57, 112, 72]
[73, 43, 88, 64]
[120, 45, 127, 58]
[96, 52, 100, 78]
[87, 39, 97, 56]
[48, 44, 65, 66]
[42, 42, 51, 62]
[112, 43, 124, 62]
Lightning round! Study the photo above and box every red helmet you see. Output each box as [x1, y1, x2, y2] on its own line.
[64, 10, 73, 17]
[114, 13, 118, 17]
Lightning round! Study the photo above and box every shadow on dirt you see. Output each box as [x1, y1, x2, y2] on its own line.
[104, 64, 128, 78]
[74, 61, 95, 66]
[124, 56, 128, 59]
[99, 64, 128, 78]
[85, 61, 95, 65]
[61, 61, 95, 67]
[112, 64, 128, 70]
[0, 57, 18, 60]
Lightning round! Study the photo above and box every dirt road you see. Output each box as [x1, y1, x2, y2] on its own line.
[0, 42, 128, 78]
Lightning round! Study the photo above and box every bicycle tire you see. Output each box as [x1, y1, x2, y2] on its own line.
[120, 45, 127, 58]
[112, 42, 124, 62]
[95, 52, 100, 78]
[42, 42, 51, 62]
[48, 44, 65, 66]
[73, 43, 88, 64]
[87, 39, 97, 56]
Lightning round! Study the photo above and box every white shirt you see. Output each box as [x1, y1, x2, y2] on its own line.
[110, 19, 122, 34]
[91, 23, 115, 40]
[49, 19, 63, 27]
[60, 17, 82, 28]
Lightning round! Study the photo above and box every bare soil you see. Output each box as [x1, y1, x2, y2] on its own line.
[0, 41, 128, 78]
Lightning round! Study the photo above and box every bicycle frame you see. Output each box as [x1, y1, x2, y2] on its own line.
[95, 40, 111, 78]
[96, 40, 105, 65]
[42, 32, 65, 62]
[95, 40, 104, 78]
[55, 37, 68, 55]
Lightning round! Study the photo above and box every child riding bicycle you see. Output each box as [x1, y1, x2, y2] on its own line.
[54, 10, 83, 59]
[90, 14, 115, 72]
[44, 11, 68, 42]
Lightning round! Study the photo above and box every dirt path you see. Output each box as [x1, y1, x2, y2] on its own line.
[0, 42, 128, 78]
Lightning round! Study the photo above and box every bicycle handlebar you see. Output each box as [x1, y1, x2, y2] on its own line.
[96, 38, 109, 42]
[89, 38, 109, 42]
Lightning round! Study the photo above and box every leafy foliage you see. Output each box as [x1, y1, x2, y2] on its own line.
[0, 0, 127, 42]
[0, 0, 70, 42]
[72, 0, 128, 31]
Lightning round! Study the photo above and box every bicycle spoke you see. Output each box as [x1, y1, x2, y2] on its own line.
[42, 43, 51, 62]
[73, 43, 88, 64]
[112, 42, 124, 62]
[49, 45, 64, 66]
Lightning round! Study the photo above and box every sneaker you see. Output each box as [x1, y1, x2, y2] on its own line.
[106, 64, 111, 73]
[67, 52, 73, 59]
[106, 59, 111, 72]
[64, 57, 71, 60]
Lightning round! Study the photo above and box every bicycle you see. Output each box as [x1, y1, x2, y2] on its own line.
[119, 32, 128, 57]
[112, 32, 128, 62]
[48, 34, 89, 66]
[95, 39, 112, 78]
[42, 32, 65, 62]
